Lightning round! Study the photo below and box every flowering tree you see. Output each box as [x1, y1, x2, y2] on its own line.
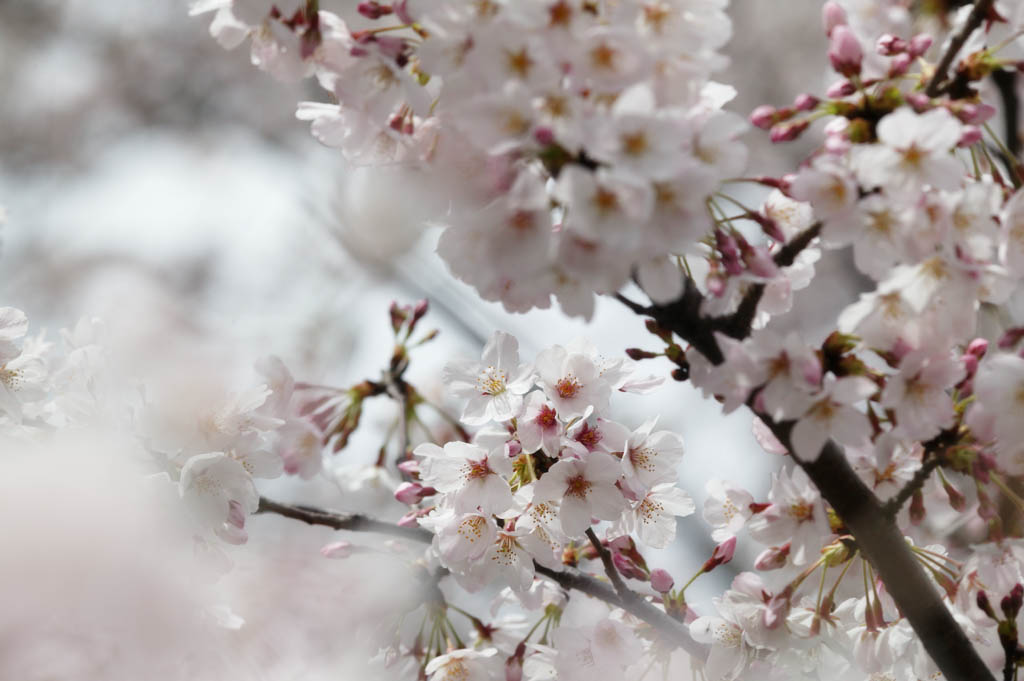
[10, 0, 1024, 679]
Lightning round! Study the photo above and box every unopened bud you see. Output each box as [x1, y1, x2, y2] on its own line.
[389, 301, 408, 334]
[770, 119, 810, 143]
[793, 93, 819, 112]
[908, 33, 933, 58]
[943, 479, 967, 512]
[826, 79, 856, 98]
[1002, 584, 1024, 620]
[626, 348, 659, 360]
[397, 507, 431, 527]
[613, 552, 648, 580]
[750, 105, 778, 130]
[650, 568, 674, 593]
[958, 125, 982, 147]
[876, 34, 907, 56]
[888, 53, 912, 78]
[702, 536, 737, 572]
[754, 542, 791, 570]
[829, 26, 863, 78]
[822, 1, 847, 37]
[978, 590, 997, 619]
[394, 481, 435, 505]
[358, 2, 394, 19]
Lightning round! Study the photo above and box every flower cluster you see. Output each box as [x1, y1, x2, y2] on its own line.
[409, 331, 692, 594]
[191, 0, 744, 318]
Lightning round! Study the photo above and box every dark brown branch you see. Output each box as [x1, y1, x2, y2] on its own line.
[585, 527, 633, 601]
[625, 270, 995, 680]
[257, 496, 707, 659]
[257, 496, 434, 543]
[715, 221, 824, 340]
[925, 0, 996, 97]
[882, 453, 944, 520]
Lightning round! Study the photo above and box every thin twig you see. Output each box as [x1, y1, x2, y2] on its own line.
[256, 496, 707, 659]
[585, 527, 632, 601]
[882, 455, 944, 519]
[925, 0, 996, 97]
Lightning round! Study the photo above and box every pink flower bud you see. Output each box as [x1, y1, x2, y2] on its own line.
[750, 105, 778, 130]
[702, 536, 737, 572]
[876, 34, 906, 56]
[968, 337, 990, 357]
[905, 92, 931, 112]
[533, 126, 555, 145]
[396, 459, 420, 475]
[829, 26, 863, 77]
[826, 79, 855, 98]
[822, 1, 847, 37]
[888, 53, 912, 78]
[754, 543, 791, 570]
[959, 125, 982, 147]
[394, 481, 435, 505]
[358, 1, 393, 19]
[793, 93, 819, 111]
[650, 568, 675, 593]
[397, 507, 430, 527]
[321, 540, 354, 559]
[943, 479, 966, 512]
[770, 120, 809, 143]
[612, 552, 648, 581]
[908, 33, 933, 58]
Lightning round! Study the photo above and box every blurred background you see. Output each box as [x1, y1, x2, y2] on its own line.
[0, 1, 866, 679]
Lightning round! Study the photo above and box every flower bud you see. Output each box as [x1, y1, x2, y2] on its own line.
[702, 536, 737, 572]
[394, 481, 435, 505]
[1002, 584, 1024, 620]
[397, 459, 420, 475]
[908, 34, 933, 58]
[358, 2, 394, 19]
[754, 542, 790, 570]
[822, 1, 847, 37]
[958, 125, 982, 147]
[943, 479, 967, 511]
[626, 348, 659, 360]
[977, 590, 997, 619]
[829, 26, 863, 78]
[905, 92, 931, 112]
[826, 79, 855, 98]
[770, 119, 809, 143]
[650, 568, 675, 593]
[888, 53, 912, 78]
[876, 34, 906, 56]
[750, 105, 778, 130]
[793, 93, 819, 112]
[397, 507, 431, 527]
[613, 552, 649, 581]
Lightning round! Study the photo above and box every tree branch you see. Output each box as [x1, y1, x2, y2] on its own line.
[256, 496, 707, 659]
[626, 276, 995, 681]
[925, 0, 996, 97]
[882, 453, 944, 520]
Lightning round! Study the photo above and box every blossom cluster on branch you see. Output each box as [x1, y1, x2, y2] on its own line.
[11, 0, 1024, 680]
